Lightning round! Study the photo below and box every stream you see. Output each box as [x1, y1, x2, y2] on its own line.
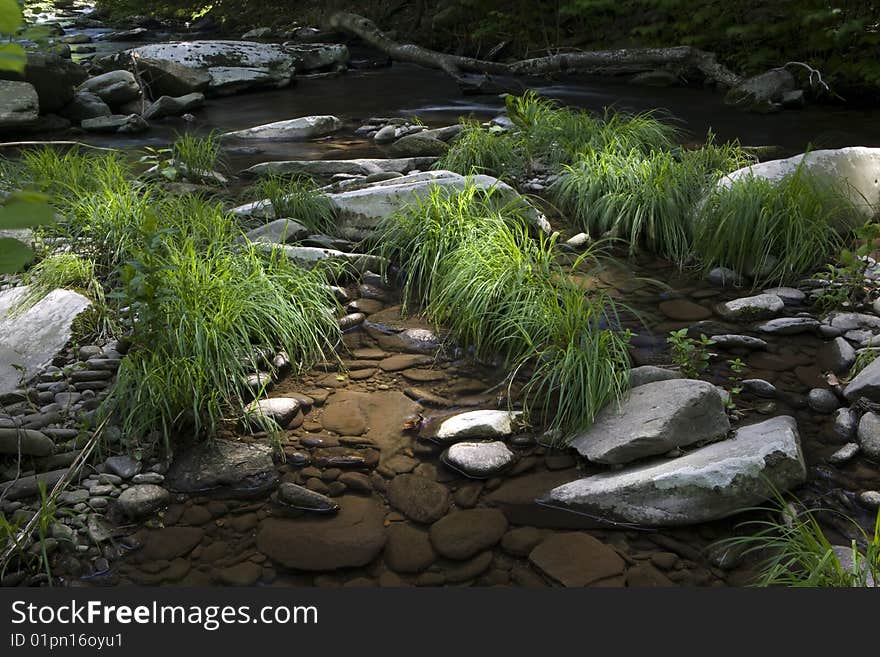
[7, 2, 880, 588]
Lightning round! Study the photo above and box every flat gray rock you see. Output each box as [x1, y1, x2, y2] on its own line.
[844, 356, 880, 403]
[241, 157, 437, 178]
[165, 439, 278, 497]
[629, 365, 682, 387]
[754, 317, 820, 335]
[541, 416, 806, 526]
[716, 293, 784, 320]
[222, 115, 342, 140]
[571, 379, 730, 465]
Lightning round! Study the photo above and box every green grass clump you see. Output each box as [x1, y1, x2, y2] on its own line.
[16, 253, 101, 308]
[717, 497, 880, 587]
[694, 167, 858, 286]
[435, 119, 524, 178]
[111, 240, 341, 449]
[377, 183, 630, 438]
[16, 148, 131, 201]
[249, 174, 335, 233]
[171, 132, 224, 176]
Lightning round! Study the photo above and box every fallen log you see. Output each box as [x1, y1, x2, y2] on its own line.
[328, 12, 744, 90]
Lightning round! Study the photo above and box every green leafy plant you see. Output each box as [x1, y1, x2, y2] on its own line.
[667, 328, 715, 378]
[815, 220, 880, 310]
[725, 357, 746, 409]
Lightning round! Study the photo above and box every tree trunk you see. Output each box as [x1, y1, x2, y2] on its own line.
[328, 12, 743, 89]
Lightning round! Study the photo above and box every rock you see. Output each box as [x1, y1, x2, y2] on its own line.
[429, 508, 508, 560]
[111, 41, 300, 95]
[137, 57, 211, 97]
[0, 288, 91, 398]
[222, 115, 342, 140]
[716, 294, 784, 321]
[242, 27, 272, 39]
[0, 469, 68, 501]
[139, 527, 204, 561]
[0, 52, 87, 113]
[706, 267, 742, 287]
[386, 474, 450, 524]
[323, 170, 550, 241]
[242, 156, 437, 178]
[807, 388, 840, 414]
[828, 443, 859, 465]
[77, 70, 141, 107]
[763, 286, 805, 305]
[81, 114, 149, 133]
[431, 410, 519, 444]
[142, 92, 204, 120]
[781, 89, 806, 108]
[726, 69, 796, 108]
[244, 397, 300, 428]
[60, 91, 111, 122]
[630, 70, 679, 86]
[843, 355, 880, 402]
[741, 378, 778, 398]
[165, 439, 278, 497]
[277, 482, 339, 513]
[658, 299, 711, 321]
[500, 526, 545, 556]
[820, 336, 857, 374]
[710, 334, 768, 350]
[571, 379, 729, 465]
[442, 441, 515, 478]
[384, 523, 436, 573]
[256, 496, 385, 570]
[0, 81, 38, 129]
[218, 561, 262, 586]
[832, 407, 858, 442]
[828, 311, 880, 332]
[0, 428, 54, 457]
[281, 43, 349, 72]
[104, 455, 140, 479]
[832, 545, 876, 587]
[240, 218, 309, 245]
[528, 533, 625, 587]
[629, 365, 682, 388]
[721, 147, 880, 220]
[320, 393, 368, 435]
[858, 491, 880, 510]
[540, 416, 806, 526]
[388, 133, 449, 157]
[116, 484, 170, 519]
[857, 412, 880, 459]
[754, 317, 820, 335]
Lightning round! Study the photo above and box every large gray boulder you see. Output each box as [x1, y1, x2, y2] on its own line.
[541, 416, 806, 526]
[222, 115, 342, 141]
[0, 81, 38, 129]
[720, 147, 880, 220]
[843, 356, 880, 403]
[571, 379, 730, 465]
[77, 70, 141, 107]
[0, 52, 88, 113]
[142, 92, 205, 120]
[136, 57, 211, 97]
[241, 157, 438, 178]
[60, 91, 112, 122]
[0, 287, 91, 398]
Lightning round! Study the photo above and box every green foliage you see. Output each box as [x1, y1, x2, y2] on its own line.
[111, 238, 341, 451]
[694, 167, 859, 286]
[848, 349, 878, 381]
[435, 119, 524, 177]
[249, 174, 335, 234]
[171, 132, 224, 179]
[667, 328, 714, 378]
[814, 221, 880, 310]
[376, 184, 630, 438]
[0, 0, 25, 73]
[716, 497, 880, 587]
[0, 191, 55, 274]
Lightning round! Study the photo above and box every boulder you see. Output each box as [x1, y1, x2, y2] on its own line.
[0, 81, 38, 129]
[442, 441, 515, 478]
[165, 439, 278, 498]
[241, 157, 438, 178]
[80, 113, 148, 133]
[256, 496, 386, 570]
[716, 293, 784, 321]
[0, 288, 91, 398]
[60, 91, 111, 122]
[240, 218, 309, 245]
[0, 52, 87, 113]
[116, 484, 170, 519]
[540, 416, 806, 526]
[720, 147, 880, 220]
[725, 69, 796, 108]
[570, 379, 730, 465]
[136, 57, 211, 97]
[222, 115, 342, 141]
[388, 133, 449, 157]
[142, 92, 204, 120]
[77, 70, 141, 107]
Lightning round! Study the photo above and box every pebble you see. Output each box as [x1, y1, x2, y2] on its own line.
[741, 379, 778, 398]
[807, 388, 840, 413]
[828, 443, 859, 464]
[858, 491, 880, 509]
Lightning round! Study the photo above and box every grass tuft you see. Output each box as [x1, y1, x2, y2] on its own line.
[248, 174, 335, 234]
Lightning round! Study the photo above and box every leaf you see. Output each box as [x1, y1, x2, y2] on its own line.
[160, 166, 179, 180]
[0, 199, 55, 229]
[0, 42, 26, 73]
[0, 0, 22, 34]
[0, 237, 34, 274]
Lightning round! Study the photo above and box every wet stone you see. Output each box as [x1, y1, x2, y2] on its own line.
[442, 441, 515, 479]
[386, 474, 450, 524]
[384, 523, 436, 573]
[828, 443, 859, 464]
[832, 407, 858, 443]
[429, 508, 508, 560]
[658, 299, 712, 321]
[528, 533, 625, 587]
[807, 388, 841, 414]
[277, 482, 339, 512]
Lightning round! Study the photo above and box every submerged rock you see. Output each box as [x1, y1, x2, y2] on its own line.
[571, 379, 730, 465]
[386, 474, 450, 523]
[540, 416, 806, 527]
[529, 532, 625, 586]
[222, 115, 342, 140]
[429, 509, 508, 560]
[165, 439, 278, 497]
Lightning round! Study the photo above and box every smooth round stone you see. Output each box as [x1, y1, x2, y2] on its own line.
[386, 474, 450, 523]
[858, 490, 880, 509]
[658, 299, 712, 321]
[115, 485, 170, 519]
[807, 388, 841, 413]
[442, 441, 515, 479]
[832, 407, 858, 442]
[857, 412, 880, 458]
[245, 397, 300, 428]
[741, 379, 778, 398]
